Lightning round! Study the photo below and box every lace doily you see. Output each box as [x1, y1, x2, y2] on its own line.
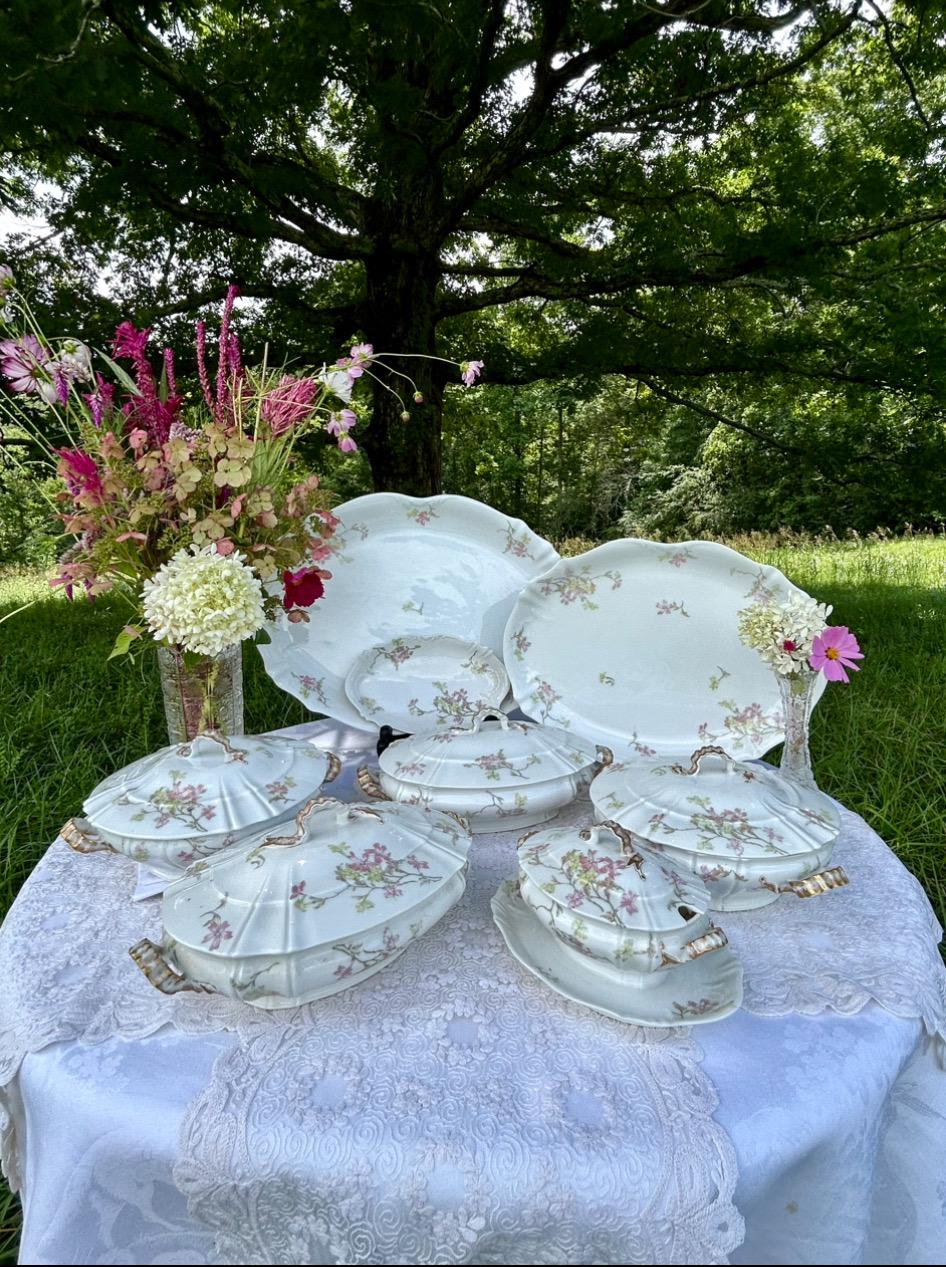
[174, 800, 742, 1265]
[727, 805, 946, 1048]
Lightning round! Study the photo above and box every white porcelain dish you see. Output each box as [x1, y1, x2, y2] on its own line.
[345, 635, 509, 732]
[503, 538, 826, 758]
[517, 819, 727, 981]
[63, 730, 340, 879]
[364, 711, 604, 833]
[259, 493, 558, 727]
[129, 796, 471, 1008]
[590, 746, 846, 911]
[491, 882, 743, 1027]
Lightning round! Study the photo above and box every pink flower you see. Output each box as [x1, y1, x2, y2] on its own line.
[346, 342, 373, 380]
[338, 434, 358, 453]
[56, 448, 104, 506]
[326, 409, 356, 436]
[261, 375, 320, 435]
[1, 334, 52, 396]
[128, 428, 149, 450]
[460, 359, 484, 387]
[810, 626, 864, 684]
[215, 539, 235, 556]
[83, 373, 116, 427]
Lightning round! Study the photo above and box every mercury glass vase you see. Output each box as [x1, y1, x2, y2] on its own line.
[777, 670, 818, 789]
[157, 644, 245, 745]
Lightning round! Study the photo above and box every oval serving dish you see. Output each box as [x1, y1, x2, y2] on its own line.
[367, 711, 606, 833]
[590, 745, 846, 911]
[63, 730, 340, 879]
[129, 796, 471, 1008]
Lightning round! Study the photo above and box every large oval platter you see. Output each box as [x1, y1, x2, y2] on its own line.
[259, 494, 559, 727]
[503, 538, 826, 758]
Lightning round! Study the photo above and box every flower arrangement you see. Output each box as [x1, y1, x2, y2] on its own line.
[0, 270, 483, 736]
[737, 593, 863, 786]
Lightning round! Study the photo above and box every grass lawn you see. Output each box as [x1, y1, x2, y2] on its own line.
[0, 532, 943, 1257]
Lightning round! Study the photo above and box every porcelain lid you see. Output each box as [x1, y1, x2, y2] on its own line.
[518, 819, 711, 934]
[163, 797, 471, 956]
[84, 730, 332, 841]
[590, 745, 840, 859]
[378, 712, 600, 790]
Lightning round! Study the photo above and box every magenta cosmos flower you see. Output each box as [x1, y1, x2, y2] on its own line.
[810, 626, 863, 683]
[1, 334, 53, 398]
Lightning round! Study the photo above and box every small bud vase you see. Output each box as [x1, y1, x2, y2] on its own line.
[777, 670, 818, 789]
[157, 644, 245, 745]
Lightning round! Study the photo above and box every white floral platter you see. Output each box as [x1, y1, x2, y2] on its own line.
[491, 881, 743, 1027]
[503, 538, 826, 758]
[259, 494, 559, 729]
[345, 635, 509, 732]
[131, 797, 471, 1008]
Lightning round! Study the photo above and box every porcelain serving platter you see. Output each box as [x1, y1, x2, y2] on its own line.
[503, 539, 826, 758]
[491, 882, 743, 1027]
[259, 494, 559, 727]
[345, 635, 509, 732]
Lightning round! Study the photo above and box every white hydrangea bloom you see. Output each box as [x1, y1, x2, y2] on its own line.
[142, 545, 265, 656]
[737, 594, 831, 675]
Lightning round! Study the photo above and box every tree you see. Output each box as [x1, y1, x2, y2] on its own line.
[2, 1, 946, 494]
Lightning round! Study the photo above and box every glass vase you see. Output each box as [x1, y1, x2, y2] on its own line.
[777, 670, 818, 789]
[157, 644, 245, 745]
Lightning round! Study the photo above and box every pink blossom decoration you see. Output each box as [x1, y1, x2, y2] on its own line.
[55, 448, 104, 506]
[261, 375, 320, 435]
[460, 359, 484, 387]
[810, 626, 863, 683]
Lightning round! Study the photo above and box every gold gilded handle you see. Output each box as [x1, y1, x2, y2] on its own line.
[61, 818, 117, 855]
[356, 765, 392, 801]
[579, 819, 647, 876]
[681, 924, 728, 961]
[323, 751, 342, 785]
[129, 939, 213, 995]
[596, 746, 614, 769]
[778, 866, 849, 898]
[670, 746, 733, 776]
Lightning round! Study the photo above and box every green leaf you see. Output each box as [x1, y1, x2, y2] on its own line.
[108, 624, 144, 661]
[94, 348, 142, 397]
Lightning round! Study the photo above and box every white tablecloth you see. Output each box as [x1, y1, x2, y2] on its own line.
[3, 723, 945, 1265]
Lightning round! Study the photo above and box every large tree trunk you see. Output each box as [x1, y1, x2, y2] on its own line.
[360, 251, 444, 495]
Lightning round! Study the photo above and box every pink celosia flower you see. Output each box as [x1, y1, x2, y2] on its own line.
[55, 449, 104, 506]
[195, 319, 214, 411]
[163, 347, 178, 398]
[460, 359, 484, 387]
[261, 375, 320, 435]
[810, 626, 864, 683]
[1, 334, 52, 396]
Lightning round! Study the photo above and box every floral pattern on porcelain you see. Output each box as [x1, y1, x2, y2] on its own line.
[463, 749, 540, 782]
[660, 548, 696, 567]
[265, 777, 297, 805]
[369, 638, 420, 670]
[289, 842, 439, 914]
[406, 505, 438, 526]
[648, 794, 791, 856]
[408, 684, 492, 727]
[202, 903, 234, 950]
[501, 523, 536, 559]
[509, 627, 531, 661]
[539, 567, 622, 611]
[294, 673, 328, 706]
[332, 922, 422, 980]
[126, 774, 216, 833]
[655, 599, 690, 618]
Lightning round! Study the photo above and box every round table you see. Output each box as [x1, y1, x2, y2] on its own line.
[1, 722, 944, 1266]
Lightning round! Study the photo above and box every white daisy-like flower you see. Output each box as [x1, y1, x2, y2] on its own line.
[737, 594, 832, 675]
[142, 545, 265, 656]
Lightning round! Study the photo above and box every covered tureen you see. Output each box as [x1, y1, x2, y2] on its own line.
[517, 818, 728, 984]
[129, 796, 471, 1008]
[366, 711, 605, 832]
[63, 730, 340, 878]
[590, 745, 847, 911]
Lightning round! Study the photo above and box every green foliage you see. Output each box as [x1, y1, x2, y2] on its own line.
[3, 3, 946, 494]
[0, 467, 58, 567]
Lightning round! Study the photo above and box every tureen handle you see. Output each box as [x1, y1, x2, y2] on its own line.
[670, 745, 736, 776]
[175, 730, 247, 761]
[258, 796, 337, 849]
[356, 766, 393, 801]
[579, 820, 647, 876]
[677, 924, 728, 963]
[129, 939, 215, 995]
[61, 818, 118, 856]
[463, 709, 517, 734]
[761, 866, 849, 898]
[323, 751, 342, 785]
